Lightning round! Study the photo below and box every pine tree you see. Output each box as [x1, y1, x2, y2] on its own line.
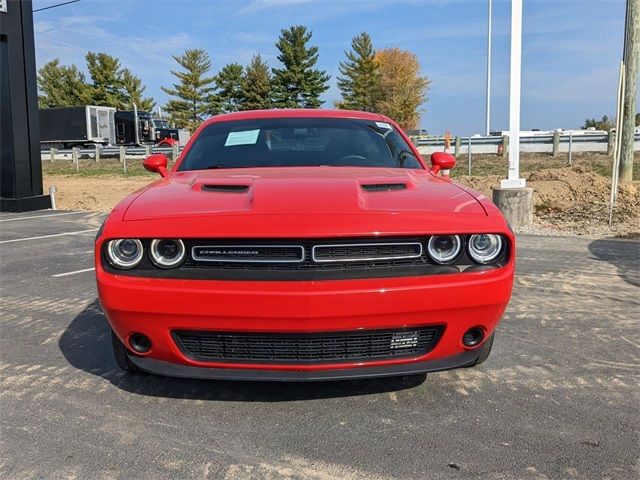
[240, 54, 272, 111]
[335, 32, 380, 112]
[210, 63, 245, 114]
[85, 52, 126, 108]
[375, 48, 430, 130]
[161, 49, 216, 131]
[121, 68, 155, 111]
[37, 59, 91, 107]
[272, 25, 330, 108]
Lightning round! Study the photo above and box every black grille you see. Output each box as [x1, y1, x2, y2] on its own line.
[173, 327, 443, 364]
[192, 245, 304, 263]
[180, 237, 465, 280]
[361, 183, 407, 192]
[202, 184, 249, 193]
[103, 236, 507, 280]
[312, 242, 422, 262]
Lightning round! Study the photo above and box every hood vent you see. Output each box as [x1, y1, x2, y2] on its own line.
[361, 183, 407, 192]
[201, 184, 249, 193]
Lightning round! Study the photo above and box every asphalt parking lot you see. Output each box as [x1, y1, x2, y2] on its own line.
[0, 210, 638, 479]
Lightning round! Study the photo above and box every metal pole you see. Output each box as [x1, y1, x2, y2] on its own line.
[49, 186, 57, 210]
[467, 137, 472, 175]
[609, 61, 626, 225]
[568, 131, 573, 166]
[485, 0, 492, 136]
[133, 103, 140, 146]
[501, 0, 526, 189]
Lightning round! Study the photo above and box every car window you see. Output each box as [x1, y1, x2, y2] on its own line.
[177, 118, 423, 171]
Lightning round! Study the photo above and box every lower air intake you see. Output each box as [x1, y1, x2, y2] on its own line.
[173, 327, 443, 364]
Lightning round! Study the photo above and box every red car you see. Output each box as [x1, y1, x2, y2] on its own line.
[96, 109, 514, 381]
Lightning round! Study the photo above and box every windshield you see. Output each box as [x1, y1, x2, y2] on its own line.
[153, 120, 170, 128]
[177, 118, 422, 171]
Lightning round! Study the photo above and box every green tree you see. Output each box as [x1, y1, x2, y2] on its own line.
[240, 54, 272, 111]
[335, 32, 380, 112]
[37, 59, 91, 107]
[85, 52, 126, 108]
[582, 115, 614, 131]
[121, 68, 155, 111]
[161, 49, 216, 131]
[272, 25, 330, 108]
[210, 63, 245, 114]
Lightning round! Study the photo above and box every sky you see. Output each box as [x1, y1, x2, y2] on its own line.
[32, 0, 631, 136]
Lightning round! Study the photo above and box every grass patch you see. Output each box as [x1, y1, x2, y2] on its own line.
[43, 153, 640, 180]
[43, 159, 158, 177]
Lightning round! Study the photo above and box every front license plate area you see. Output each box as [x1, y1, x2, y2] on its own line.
[390, 331, 419, 349]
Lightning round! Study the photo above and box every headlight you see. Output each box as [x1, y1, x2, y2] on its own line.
[468, 234, 504, 264]
[106, 239, 143, 269]
[149, 239, 186, 268]
[427, 235, 462, 264]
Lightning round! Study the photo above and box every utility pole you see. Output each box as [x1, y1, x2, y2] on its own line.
[492, 0, 532, 229]
[619, 0, 639, 182]
[485, 0, 492, 136]
[501, 0, 525, 189]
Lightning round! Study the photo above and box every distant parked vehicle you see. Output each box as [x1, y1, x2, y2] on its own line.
[39, 105, 116, 149]
[40, 106, 190, 149]
[115, 110, 185, 147]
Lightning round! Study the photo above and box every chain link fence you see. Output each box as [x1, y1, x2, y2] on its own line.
[414, 132, 639, 175]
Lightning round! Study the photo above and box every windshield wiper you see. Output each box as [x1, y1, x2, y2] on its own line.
[204, 163, 229, 169]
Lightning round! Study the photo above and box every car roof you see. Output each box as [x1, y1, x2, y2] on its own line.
[201, 109, 388, 126]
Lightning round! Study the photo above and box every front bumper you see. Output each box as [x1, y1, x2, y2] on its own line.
[128, 349, 481, 381]
[97, 261, 513, 378]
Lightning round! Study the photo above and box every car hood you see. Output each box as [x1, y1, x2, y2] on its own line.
[123, 167, 485, 221]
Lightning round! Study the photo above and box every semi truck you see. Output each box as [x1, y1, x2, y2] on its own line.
[39, 106, 189, 148]
[114, 110, 185, 147]
[39, 105, 116, 149]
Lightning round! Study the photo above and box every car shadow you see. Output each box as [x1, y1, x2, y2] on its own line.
[588, 238, 640, 287]
[58, 299, 426, 401]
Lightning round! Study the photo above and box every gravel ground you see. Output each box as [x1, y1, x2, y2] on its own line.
[1, 211, 638, 479]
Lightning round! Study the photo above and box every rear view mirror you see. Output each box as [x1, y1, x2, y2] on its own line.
[143, 154, 169, 177]
[430, 152, 456, 174]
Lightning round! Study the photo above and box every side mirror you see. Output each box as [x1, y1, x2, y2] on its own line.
[430, 152, 456, 174]
[143, 154, 169, 177]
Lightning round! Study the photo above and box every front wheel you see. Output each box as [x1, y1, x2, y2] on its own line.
[111, 331, 140, 373]
[471, 332, 494, 366]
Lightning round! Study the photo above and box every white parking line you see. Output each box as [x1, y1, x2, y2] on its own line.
[0, 211, 88, 223]
[0, 229, 98, 244]
[52, 267, 95, 278]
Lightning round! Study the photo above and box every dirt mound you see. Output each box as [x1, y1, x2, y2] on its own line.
[43, 165, 639, 239]
[456, 166, 640, 238]
[44, 175, 150, 213]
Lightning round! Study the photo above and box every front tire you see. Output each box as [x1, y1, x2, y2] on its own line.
[111, 331, 141, 373]
[471, 332, 494, 366]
